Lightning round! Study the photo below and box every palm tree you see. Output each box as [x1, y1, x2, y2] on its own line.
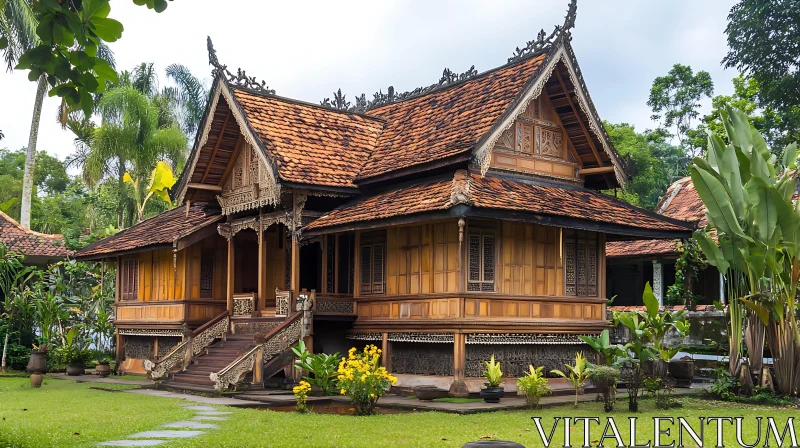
[81, 86, 186, 227]
[1, 0, 41, 229]
[166, 63, 208, 137]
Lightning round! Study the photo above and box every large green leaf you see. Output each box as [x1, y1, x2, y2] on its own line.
[694, 230, 730, 273]
[148, 161, 177, 204]
[745, 177, 778, 243]
[721, 145, 746, 217]
[642, 282, 659, 318]
[782, 142, 798, 169]
[690, 165, 749, 241]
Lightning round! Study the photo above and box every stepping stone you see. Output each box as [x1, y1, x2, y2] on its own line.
[193, 416, 230, 421]
[128, 430, 205, 439]
[163, 421, 220, 430]
[180, 405, 217, 412]
[195, 411, 231, 416]
[99, 440, 167, 446]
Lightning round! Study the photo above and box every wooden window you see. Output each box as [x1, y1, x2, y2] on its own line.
[121, 259, 139, 301]
[199, 251, 214, 299]
[564, 230, 598, 297]
[467, 231, 495, 292]
[360, 232, 385, 295]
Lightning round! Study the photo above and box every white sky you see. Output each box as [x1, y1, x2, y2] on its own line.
[0, 0, 737, 165]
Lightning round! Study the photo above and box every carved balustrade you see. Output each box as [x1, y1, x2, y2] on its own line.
[232, 294, 256, 317]
[211, 311, 305, 391]
[144, 311, 230, 380]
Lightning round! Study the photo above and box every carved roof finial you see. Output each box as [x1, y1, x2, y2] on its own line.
[206, 36, 276, 95]
[508, 0, 577, 63]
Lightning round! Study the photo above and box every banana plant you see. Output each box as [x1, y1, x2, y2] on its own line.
[640, 282, 691, 363]
[579, 329, 625, 366]
[551, 352, 589, 407]
[123, 161, 177, 223]
[691, 105, 800, 395]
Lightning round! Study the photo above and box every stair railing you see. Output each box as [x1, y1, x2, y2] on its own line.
[210, 311, 303, 392]
[144, 310, 230, 380]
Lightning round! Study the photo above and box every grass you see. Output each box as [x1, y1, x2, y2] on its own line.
[2, 377, 798, 447]
[106, 374, 151, 381]
[0, 377, 193, 448]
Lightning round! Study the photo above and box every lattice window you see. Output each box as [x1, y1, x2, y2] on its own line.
[467, 232, 495, 292]
[199, 251, 214, 299]
[121, 259, 139, 301]
[563, 230, 598, 297]
[360, 233, 385, 295]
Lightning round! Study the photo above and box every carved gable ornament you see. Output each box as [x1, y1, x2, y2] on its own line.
[216, 141, 280, 215]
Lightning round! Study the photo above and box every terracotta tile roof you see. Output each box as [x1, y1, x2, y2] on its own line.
[358, 54, 547, 180]
[657, 177, 707, 226]
[0, 211, 72, 258]
[76, 205, 222, 259]
[606, 177, 706, 258]
[467, 173, 691, 232]
[304, 177, 455, 230]
[305, 170, 694, 234]
[232, 88, 385, 188]
[606, 239, 678, 258]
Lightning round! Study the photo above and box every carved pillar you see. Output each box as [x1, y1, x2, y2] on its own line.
[114, 329, 123, 375]
[450, 332, 468, 397]
[290, 191, 301, 308]
[227, 235, 235, 314]
[652, 260, 663, 306]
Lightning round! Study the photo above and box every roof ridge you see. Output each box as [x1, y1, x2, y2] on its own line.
[0, 210, 65, 240]
[231, 86, 388, 123]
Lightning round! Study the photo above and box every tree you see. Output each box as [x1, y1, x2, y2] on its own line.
[603, 122, 680, 209]
[79, 85, 186, 228]
[647, 64, 714, 157]
[723, 0, 800, 116]
[166, 63, 208, 137]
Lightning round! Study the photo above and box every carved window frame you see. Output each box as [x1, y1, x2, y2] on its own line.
[467, 229, 496, 292]
[563, 229, 598, 297]
[360, 231, 386, 295]
[199, 250, 215, 299]
[121, 259, 139, 301]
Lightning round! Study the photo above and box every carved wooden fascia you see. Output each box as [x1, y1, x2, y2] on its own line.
[217, 212, 289, 240]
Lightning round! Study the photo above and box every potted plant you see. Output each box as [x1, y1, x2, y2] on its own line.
[27, 344, 48, 388]
[95, 359, 111, 378]
[586, 365, 620, 412]
[53, 328, 90, 376]
[551, 352, 589, 407]
[480, 355, 504, 403]
[516, 365, 551, 408]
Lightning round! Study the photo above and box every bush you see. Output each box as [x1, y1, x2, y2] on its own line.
[5, 342, 31, 371]
[517, 365, 551, 408]
[587, 366, 620, 412]
[336, 345, 397, 415]
[711, 367, 738, 401]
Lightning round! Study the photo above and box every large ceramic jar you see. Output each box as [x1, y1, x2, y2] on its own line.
[26, 350, 47, 374]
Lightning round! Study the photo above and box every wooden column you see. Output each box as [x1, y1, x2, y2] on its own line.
[450, 332, 468, 397]
[114, 329, 123, 375]
[258, 215, 267, 314]
[227, 235, 235, 315]
[290, 192, 301, 308]
[381, 332, 391, 372]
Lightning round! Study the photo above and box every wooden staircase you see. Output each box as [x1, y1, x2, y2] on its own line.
[164, 335, 255, 393]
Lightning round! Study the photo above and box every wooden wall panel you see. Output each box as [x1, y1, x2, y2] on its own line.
[433, 222, 459, 293]
[116, 303, 184, 322]
[263, 228, 286, 307]
[386, 223, 459, 296]
[501, 222, 562, 296]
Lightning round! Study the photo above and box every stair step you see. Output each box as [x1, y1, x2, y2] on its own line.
[163, 383, 216, 393]
[170, 376, 215, 385]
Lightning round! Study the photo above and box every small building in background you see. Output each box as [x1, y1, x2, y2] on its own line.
[606, 177, 722, 307]
[0, 210, 73, 267]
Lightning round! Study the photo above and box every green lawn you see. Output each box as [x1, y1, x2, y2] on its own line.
[2, 377, 798, 448]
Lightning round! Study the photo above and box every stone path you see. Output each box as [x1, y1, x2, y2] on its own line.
[98, 405, 231, 446]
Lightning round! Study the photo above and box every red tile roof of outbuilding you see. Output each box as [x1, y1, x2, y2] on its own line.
[0, 211, 72, 258]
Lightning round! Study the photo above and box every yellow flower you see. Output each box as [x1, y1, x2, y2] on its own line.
[340, 388, 346, 395]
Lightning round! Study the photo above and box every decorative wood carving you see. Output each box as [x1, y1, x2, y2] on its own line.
[496, 127, 515, 150]
[465, 343, 583, 378]
[508, 0, 576, 63]
[119, 329, 184, 338]
[233, 295, 255, 316]
[275, 289, 291, 317]
[539, 127, 563, 157]
[391, 342, 454, 376]
[217, 143, 280, 215]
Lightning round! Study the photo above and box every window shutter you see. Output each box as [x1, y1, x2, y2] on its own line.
[121, 260, 139, 301]
[199, 252, 214, 299]
[467, 231, 495, 292]
[372, 244, 384, 294]
[360, 245, 372, 295]
[563, 230, 598, 297]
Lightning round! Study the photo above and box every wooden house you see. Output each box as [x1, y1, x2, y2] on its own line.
[75, 1, 693, 394]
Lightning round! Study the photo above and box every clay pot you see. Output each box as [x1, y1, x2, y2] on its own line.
[480, 387, 504, 403]
[30, 372, 44, 388]
[26, 351, 47, 374]
[66, 363, 85, 376]
[95, 361, 111, 378]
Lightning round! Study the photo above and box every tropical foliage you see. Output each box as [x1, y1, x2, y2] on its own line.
[691, 105, 800, 396]
[516, 365, 551, 408]
[551, 352, 588, 407]
[291, 340, 341, 396]
[482, 354, 503, 387]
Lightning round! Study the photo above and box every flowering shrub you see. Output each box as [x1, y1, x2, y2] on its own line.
[292, 380, 311, 413]
[336, 345, 397, 415]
